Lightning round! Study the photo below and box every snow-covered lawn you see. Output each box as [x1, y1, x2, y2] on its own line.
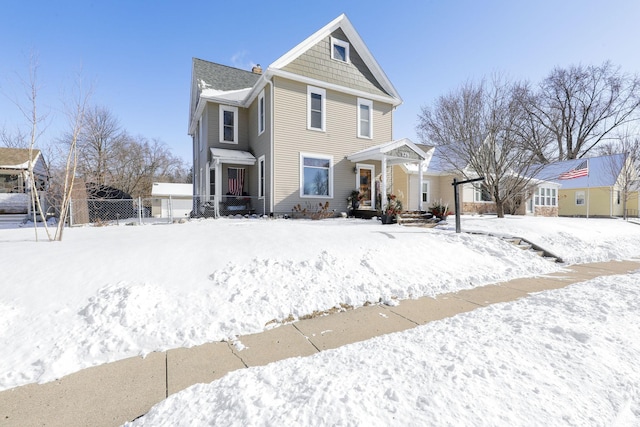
[2, 215, 640, 425]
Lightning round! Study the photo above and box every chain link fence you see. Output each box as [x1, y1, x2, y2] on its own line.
[68, 195, 266, 226]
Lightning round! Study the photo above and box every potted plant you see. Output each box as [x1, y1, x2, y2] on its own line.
[347, 190, 364, 212]
[428, 200, 451, 220]
[381, 193, 402, 224]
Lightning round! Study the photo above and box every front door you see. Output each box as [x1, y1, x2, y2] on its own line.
[357, 164, 374, 209]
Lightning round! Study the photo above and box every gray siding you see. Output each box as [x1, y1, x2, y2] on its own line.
[247, 87, 272, 214]
[282, 29, 389, 98]
[272, 76, 393, 214]
[205, 102, 251, 152]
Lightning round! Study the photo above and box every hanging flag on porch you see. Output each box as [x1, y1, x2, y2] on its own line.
[558, 159, 588, 179]
[228, 168, 245, 196]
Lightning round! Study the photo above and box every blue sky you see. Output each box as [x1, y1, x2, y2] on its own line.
[2, 1, 639, 164]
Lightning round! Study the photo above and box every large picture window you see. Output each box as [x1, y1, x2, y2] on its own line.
[534, 186, 557, 206]
[474, 183, 492, 202]
[219, 105, 238, 143]
[300, 153, 332, 197]
[307, 86, 326, 131]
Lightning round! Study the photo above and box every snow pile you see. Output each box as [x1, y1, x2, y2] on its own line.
[129, 273, 640, 426]
[1, 216, 640, 393]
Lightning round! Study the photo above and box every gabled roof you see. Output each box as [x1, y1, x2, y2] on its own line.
[193, 59, 261, 94]
[189, 14, 401, 135]
[347, 138, 426, 163]
[269, 14, 401, 103]
[534, 153, 628, 189]
[0, 147, 42, 169]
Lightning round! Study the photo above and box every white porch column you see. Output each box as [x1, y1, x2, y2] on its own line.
[418, 160, 424, 212]
[381, 157, 387, 212]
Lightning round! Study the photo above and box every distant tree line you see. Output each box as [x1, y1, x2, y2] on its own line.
[416, 61, 640, 217]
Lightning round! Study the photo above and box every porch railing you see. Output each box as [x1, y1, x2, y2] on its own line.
[200, 195, 265, 218]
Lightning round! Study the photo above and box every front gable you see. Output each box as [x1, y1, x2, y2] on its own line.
[281, 28, 389, 98]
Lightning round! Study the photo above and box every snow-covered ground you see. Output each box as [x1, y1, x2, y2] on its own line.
[2, 215, 640, 425]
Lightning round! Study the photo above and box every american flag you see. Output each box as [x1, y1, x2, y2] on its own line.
[228, 168, 245, 196]
[559, 159, 588, 180]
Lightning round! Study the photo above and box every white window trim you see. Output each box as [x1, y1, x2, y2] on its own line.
[576, 190, 586, 205]
[300, 152, 333, 198]
[307, 86, 326, 132]
[422, 181, 430, 204]
[219, 105, 238, 144]
[258, 155, 265, 199]
[534, 185, 557, 206]
[355, 163, 375, 208]
[474, 184, 492, 203]
[258, 90, 265, 136]
[357, 98, 373, 139]
[330, 37, 350, 63]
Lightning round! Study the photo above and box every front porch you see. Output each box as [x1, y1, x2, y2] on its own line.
[200, 147, 265, 218]
[346, 138, 428, 215]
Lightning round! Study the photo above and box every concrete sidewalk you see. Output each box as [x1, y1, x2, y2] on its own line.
[1, 259, 639, 427]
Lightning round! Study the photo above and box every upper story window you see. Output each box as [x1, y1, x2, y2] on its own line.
[258, 90, 265, 136]
[307, 86, 326, 131]
[357, 98, 373, 139]
[331, 37, 350, 63]
[219, 105, 238, 144]
[534, 186, 557, 206]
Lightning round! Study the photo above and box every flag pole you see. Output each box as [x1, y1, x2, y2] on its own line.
[586, 159, 590, 219]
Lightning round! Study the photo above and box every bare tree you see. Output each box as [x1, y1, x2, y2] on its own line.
[3, 52, 53, 240]
[521, 62, 640, 162]
[0, 127, 29, 148]
[597, 132, 640, 219]
[54, 77, 91, 241]
[74, 105, 127, 185]
[417, 76, 542, 218]
[109, 136, 187, 197]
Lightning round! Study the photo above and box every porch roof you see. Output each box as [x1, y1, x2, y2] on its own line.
[210, 148, 256, 165]
[346, 138, 427, 164]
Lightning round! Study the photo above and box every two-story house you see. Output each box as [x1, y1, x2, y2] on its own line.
[189, 14, 428, 217]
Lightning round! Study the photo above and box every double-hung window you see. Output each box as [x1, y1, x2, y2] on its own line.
[219, 105, 238, 143]
[300, 153, 332, 197]
[258, 90, 265, 136]
[357, 98, 373, 139]
[422, 182, 430, 204]
[576, 191, 585, 205]
[307, 86, 326, 131]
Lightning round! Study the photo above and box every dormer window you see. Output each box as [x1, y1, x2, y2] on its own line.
[331, 37, 350, 63]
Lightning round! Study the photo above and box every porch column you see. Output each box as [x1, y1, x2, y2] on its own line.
[381, 157, 387, 212]
[418, 160, 424, 212]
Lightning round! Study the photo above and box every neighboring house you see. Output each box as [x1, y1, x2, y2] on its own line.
[402, 144, 560, 217]
[0, 147, 49, 216]
[535, 153, 639, 217]
[151, 182, 193, 219]
[189, 14, 428, 217]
